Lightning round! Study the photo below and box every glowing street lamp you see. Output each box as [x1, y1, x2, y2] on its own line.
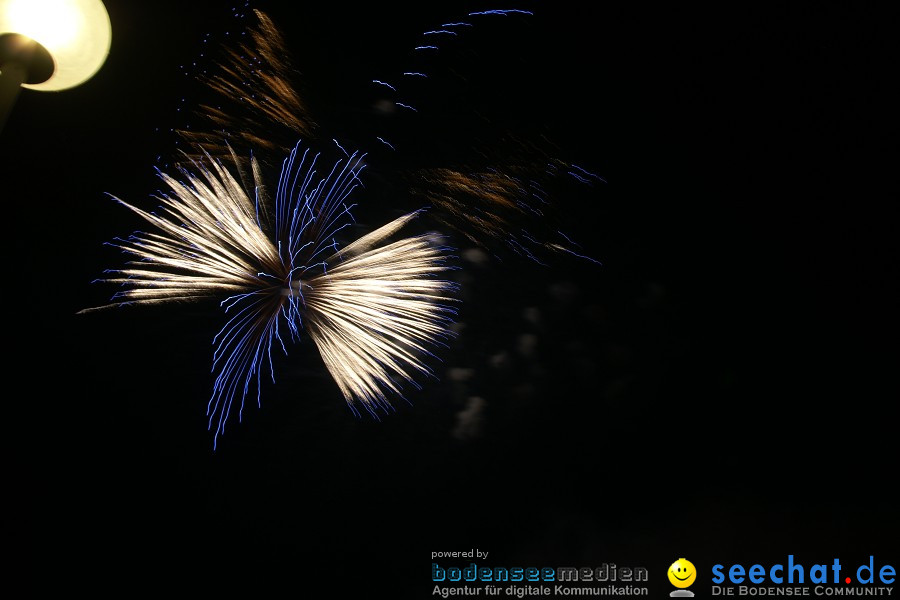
[0, 0, 111, 129]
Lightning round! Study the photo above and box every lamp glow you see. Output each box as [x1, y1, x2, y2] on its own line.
[0, 0, 111, 91]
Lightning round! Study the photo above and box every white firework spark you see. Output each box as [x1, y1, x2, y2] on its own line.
[84, 143, 457, 447]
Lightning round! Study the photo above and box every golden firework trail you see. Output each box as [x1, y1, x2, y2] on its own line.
[175, 9, 602, 265]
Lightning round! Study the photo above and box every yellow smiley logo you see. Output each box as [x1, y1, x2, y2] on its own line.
[668, 558, 697, 588]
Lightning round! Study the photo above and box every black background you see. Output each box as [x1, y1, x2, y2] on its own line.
[4, 1, 897, 596]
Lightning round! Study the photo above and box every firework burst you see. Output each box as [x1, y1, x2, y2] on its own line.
[174, 8, 602, 265]
[84, 143, 457, 447]
[83, 6, 601, 446]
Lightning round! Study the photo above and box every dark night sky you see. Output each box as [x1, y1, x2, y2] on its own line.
[4, 1, 897, 596]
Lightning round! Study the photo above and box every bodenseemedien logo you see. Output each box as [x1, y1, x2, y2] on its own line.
[431, 561, 650, 597]
[670, 558, 697, 597]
